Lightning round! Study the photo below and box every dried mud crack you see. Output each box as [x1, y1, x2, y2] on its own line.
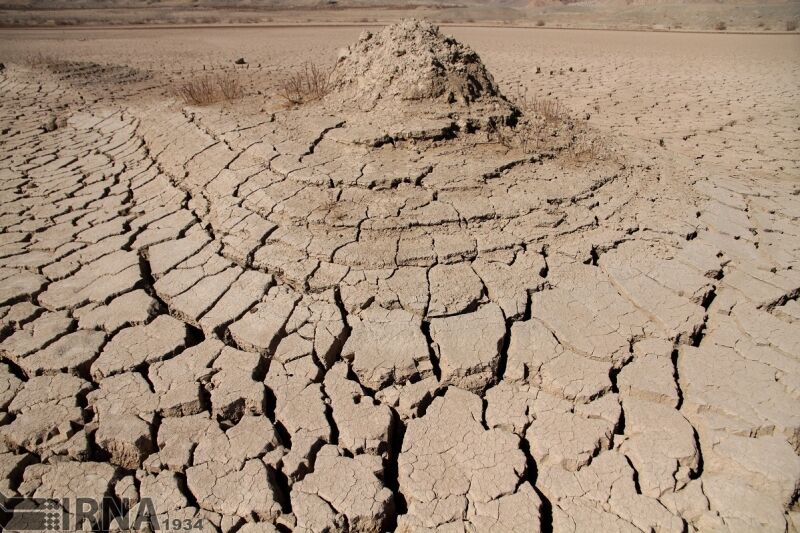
[1, 19, 800, 533]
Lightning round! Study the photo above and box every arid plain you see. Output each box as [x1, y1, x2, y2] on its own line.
[0, 21, 799, 533]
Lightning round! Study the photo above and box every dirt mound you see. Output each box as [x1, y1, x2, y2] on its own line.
[327, 19, 513, 115]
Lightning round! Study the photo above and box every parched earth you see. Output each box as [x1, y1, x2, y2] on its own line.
[0, 24, 799, 533]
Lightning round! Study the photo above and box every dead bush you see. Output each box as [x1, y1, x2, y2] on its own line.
[536, 20, 546, 27]
[491, 95, 569, 153]
[491, 91, 614, 164]
[175, 74, 244, 106]
[277, 62, 331, 107]
[24, 52, 60, 69]
[218, 74, 244, 101]
[787, 20, 798, 31]
[714, 21, 727, 31]
[565, 135, 612, 164]
[175, 77, 217, 105]
[529, 97, 566, 124]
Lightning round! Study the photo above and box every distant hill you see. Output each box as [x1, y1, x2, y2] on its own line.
[1, 0, 798, 32]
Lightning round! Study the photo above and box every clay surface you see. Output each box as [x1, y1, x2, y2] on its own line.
[0, 19, 798, 533]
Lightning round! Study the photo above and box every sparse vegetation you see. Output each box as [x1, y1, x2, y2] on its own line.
[566, 135, 611, 163]
[493, 91, 570, 153]
[536, 20, 546, 27]
[175, 77, 217, 105]
[529, 97, 567, 125]
[714, 21, 727, 31]
[277, 62, 332, 107]
[217, 74, 244, 101]
[787, 20, 798, 31]
[24, 52, 60, 69]
[491, 90, 614, 164]
[175, 74, 244, 106]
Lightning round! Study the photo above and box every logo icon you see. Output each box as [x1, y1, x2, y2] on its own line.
[0, 498, 68, 532]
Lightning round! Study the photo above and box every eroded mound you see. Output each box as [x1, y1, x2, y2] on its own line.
[327, 19, 515, 121]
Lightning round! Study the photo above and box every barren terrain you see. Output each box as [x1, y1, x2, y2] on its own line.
[1, 0, 799, 32]
[0, 19, 799, 533]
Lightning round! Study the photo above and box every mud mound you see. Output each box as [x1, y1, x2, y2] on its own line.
[328, 19, 513, 115]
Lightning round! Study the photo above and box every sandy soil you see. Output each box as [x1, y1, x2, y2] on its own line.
[0, 22, 799, 532]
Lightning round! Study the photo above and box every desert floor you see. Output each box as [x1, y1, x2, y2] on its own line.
[0, 24, 799, 532]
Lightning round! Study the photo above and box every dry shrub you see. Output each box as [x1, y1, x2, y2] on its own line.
[218, 74, 244, 101]
[714, 21, 727, 31]
[529, 97, 566, 124]
[536, 20, 546, 27]
[492, 96, 569, 154]
[24, 52, 60, 69]
[787, 20, 798, 31]
[176, 77, 217, 105]
[565, 135, 611, 164]
[175, 74, 244, 106]
[277, 62, 331, 107]
[492, 91, 614, 164]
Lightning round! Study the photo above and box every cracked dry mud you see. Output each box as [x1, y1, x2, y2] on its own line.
[1, 18, 799, 533]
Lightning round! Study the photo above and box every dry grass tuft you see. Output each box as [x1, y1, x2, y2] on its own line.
[176, 77, 217, 105]
[277, 62, 332, 107]
[492, 95, 569, 154]
[218, 74, 244, 101]
[529, 97, 567, 124]
[175, 74, 244, 106]
[24, 52, 61, 69]
[787, 20, 798, 31]
[491, 90, 615, 164]
[714, 21, 727, 31]
[536, 20, 546, 27]
[565, 135, 611, 164]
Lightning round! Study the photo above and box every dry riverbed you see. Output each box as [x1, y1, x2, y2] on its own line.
[0, 22, 799, 532]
